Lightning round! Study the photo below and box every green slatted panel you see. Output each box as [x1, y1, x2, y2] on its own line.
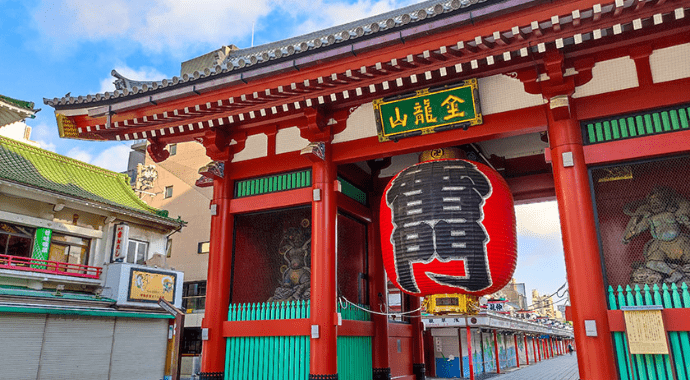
[608, 283, 690, 380]
[225, 301, 374, 379]
[226, 301, 311, 380]
[338, 177, 368, 205]
[235, 170, 312, 198]
[584, 104, 690, 145]
[337, 303, 372, 380]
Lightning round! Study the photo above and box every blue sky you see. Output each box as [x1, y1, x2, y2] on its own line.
[0, 0, 568, 304]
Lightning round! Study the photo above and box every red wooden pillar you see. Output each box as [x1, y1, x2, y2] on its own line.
[546, 92, 618, 379]
[493, 330, 500, 374]
[368, 163, 391, 380]
[411, 296, 425, 379]
[310, 141, 338, 379]
[200, 171, 233, 379]
[524, 335, 529, 365]
[532, 337, 537, 363]
[537, 338, 542, 361]
[514, 335, 520, 368]
[550, 339, 554, 358]
[466, 326, 475, 380]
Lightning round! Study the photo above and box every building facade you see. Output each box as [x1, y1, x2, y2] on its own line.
[45, 1, 690, 379]
[0, 135, 186, 380]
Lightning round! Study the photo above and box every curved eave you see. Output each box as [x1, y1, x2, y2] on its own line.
[47, 0, 690, 144]
[0, 97, 38, 128]
[0, 178, 185, 230]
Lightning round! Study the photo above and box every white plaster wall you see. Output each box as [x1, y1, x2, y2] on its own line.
[478, 75, 544, 115]
[332, 102, 378, 144]
[127, 224, 168, 262]
[650, 43, 690, 84]
[232, 133, 267, 162]
[275, 126, 309, 154]
[573, 56, 639, 98]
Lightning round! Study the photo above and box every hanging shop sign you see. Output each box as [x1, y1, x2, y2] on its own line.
[379, 158, 516, 297]
[111, 223, 129, 262]
[30, 228, 52, 269]
[128, 267, 177, 303]
[373, 79, 482, 142]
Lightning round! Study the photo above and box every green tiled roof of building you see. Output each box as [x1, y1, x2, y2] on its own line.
[0, 94, 38, 128]
[0, 95, 35, 112]
[0, 135, 180, 224]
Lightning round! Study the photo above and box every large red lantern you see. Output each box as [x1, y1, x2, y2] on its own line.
[379, 156, 517, 297]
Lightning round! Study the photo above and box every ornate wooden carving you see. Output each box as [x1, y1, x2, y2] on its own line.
[147, 139, 170, 163]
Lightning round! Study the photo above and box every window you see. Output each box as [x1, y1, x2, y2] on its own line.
[197, 241, 209, 254]
[181, 327, 202, 355]
[166, 237, 173, 258]
[182, 281, 206, 312]
[164, 186, 173, 198]
[0, 222, 35, 258]
[50, 233, 91, 268]
[126, 239, 148, 265]
[168, 143, 177, 156]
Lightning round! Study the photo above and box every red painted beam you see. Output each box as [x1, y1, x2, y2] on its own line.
[338, 320, 375, 336]
[228, 187, 311, 213]
[226, 153, 310, 180]
[584, 128, 690, 166]
[332, 105, 548, 165]
[575, 78, 690, 122]
[506, 172, 555, 204]
[608, 309, 690, 332]
[222, 319, 310, 337]
[336, 193, 373, 223]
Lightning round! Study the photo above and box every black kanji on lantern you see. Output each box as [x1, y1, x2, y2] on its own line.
[385, 160, 492, 293]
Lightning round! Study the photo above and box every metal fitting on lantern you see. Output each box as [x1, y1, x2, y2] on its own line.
[419, 147, 462, 162]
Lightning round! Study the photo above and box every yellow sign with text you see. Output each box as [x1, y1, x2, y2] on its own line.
[129, 269, 176, 303]
[624, 309, 669, 355]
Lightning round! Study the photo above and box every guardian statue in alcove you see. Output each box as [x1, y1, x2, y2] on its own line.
[268, 219, 311, 302]
[623, 186, 690, 285]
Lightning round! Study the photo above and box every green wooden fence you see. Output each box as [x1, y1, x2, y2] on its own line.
[608, 283, 690, 380]
[225, 301, 373, 380]
[337, 303, 373, 380]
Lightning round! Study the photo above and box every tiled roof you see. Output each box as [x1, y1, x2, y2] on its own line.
[44, 0, 517, 107]
[1, 94, 38, 128]
[0, 135, 181, 225]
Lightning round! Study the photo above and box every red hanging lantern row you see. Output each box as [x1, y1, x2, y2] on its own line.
[379, 158, 517, 297]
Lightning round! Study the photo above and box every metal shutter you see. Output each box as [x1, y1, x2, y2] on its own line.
[37, 315, 115, 380]
[109, 318, 169, 380]
[0, 313, 46, 380]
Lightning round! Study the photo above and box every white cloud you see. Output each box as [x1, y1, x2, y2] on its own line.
[99, 65, 168, 93]
[31, 0, 427, 57]
[66, 146, 93, 163]
[36, 140, 57, 152]
[90, 144, 132, 172]
[32, 0, 275, 56]
[515, 200, 562, 237]
[291, 0, 420, 35]
[65, 143, 132, 172]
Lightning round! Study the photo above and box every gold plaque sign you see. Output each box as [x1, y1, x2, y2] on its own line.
[128, 268, 177, 303]
[623, 309, 669, 355]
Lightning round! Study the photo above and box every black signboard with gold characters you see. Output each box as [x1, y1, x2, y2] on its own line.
[373, 79, 482, 142]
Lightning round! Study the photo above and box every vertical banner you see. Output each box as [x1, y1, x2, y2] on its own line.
[31, 228, 52, 269]
[112, 223, 129, 262]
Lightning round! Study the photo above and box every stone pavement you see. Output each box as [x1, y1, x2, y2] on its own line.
[429, 352, 580, 380]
